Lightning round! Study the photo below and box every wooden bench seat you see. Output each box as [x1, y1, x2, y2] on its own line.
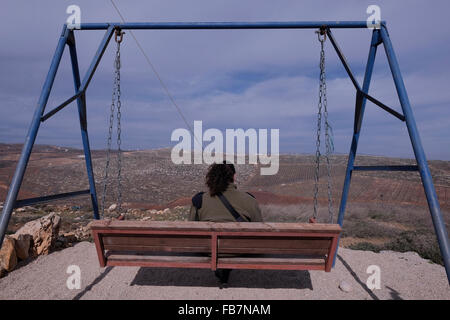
[91, 220, 341, 272]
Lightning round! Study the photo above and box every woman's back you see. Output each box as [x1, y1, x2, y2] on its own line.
[189, 183, 262, 222]
[188, 162, 262, 222]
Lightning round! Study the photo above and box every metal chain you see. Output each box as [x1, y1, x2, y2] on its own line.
[115, 34, 123, 213]
[313, 38, 323, 219]
[322, 38, 334, 224]
[100, 29, 124, 218]
[313, 28, 334, 223]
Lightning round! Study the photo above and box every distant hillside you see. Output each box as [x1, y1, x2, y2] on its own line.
[0, 144, 448, 210]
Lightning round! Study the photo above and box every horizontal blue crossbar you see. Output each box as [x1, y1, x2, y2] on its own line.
[353, 165, 419, 172]
[14, 189, 91, 208]
[77, 21, 385, 30]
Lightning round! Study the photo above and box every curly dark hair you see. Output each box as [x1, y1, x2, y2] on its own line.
[206, 161, 236, 196]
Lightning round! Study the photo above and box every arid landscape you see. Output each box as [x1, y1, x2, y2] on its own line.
[1, 143, 449, 265]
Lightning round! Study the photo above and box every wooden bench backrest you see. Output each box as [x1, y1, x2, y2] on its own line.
[91, 220, 341, 271]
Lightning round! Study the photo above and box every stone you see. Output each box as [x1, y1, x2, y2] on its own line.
[339, 280, 352, 293]
[0, 236, 17, 272]
[11, 234, 32, 260]
[108, 204, 117, 211]
[14, 212, 61, 256]
[54, 237, 66, 249]
[56, 232, 78, 248]
[74, 226, 91, 241]
[62, 232, 78, 243]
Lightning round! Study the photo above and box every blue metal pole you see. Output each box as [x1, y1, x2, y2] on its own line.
[333, 29, 380, 266]
[0, 25, 69, 247]
[79, 26, 114, 93]
[380, 25, 450, 283]
[67, 31, 100, 220]
[78, 21, 384, 31]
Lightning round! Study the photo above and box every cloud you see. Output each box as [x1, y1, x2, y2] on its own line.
[0, 0, 449, 160]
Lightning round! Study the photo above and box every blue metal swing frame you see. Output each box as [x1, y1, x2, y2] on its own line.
[0, 21, 448, 283]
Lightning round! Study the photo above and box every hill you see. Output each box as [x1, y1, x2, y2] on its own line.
[0, 143, 449, 265]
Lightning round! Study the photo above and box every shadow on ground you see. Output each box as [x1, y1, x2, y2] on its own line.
[337, 255, 382, 300]
[73, 266, 114, 300]
[130, 268, 313, 290]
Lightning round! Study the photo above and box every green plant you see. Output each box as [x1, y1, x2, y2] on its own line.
[347, 242, 382, 253]
[385, 232, 443, 265]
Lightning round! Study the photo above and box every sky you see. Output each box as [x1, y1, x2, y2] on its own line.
[0, 0, 449, 160]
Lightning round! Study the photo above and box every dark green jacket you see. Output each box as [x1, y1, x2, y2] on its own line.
[189, 184, 263, 222]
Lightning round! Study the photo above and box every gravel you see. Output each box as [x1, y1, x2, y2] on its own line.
[0, 242, 448, 300]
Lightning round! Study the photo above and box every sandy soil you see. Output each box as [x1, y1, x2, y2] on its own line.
[0, 242, 448, 300]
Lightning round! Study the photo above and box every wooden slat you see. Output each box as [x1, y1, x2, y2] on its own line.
[107, 253, 211, 264]
[218, 256, 325, 266]
[91, 220, 341, 234]
[103, 235, 209, 245]
[106, 262, 211, 269]
[213, 222, 341, 234]
[219, 237, 331, 248]
[103, 235, 210, 253]
[103, 235, 210, 246]
[104, 245, 210, 253]
[216, 263, 326, 271]
[218, 237, 331, 255]
[219, 247, 329, 255]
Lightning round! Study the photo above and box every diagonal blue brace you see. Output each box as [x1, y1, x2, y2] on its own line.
[79, 26, 115, 93]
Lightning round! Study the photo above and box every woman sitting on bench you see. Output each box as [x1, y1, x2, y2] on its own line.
[189, 161, 263, 286]
[189, 161, 263, 223]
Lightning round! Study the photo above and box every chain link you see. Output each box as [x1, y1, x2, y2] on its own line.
[101, 29, 124, 218]
[313, 28, 334, 223]
[313, 40, 323, 219]
[116, 37, 123, 213]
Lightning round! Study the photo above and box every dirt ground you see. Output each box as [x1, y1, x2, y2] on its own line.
[0, 242, 448, 300]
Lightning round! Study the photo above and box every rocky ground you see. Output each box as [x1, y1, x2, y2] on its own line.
[0, 241, 448, 300]
[0, 206, 191, 277]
